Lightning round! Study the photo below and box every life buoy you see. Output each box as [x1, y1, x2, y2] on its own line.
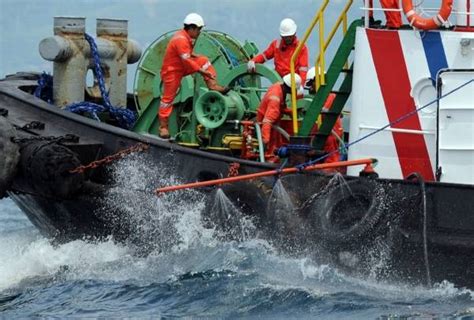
[402, 0, 453, 30]
[301, 179, 386, 248]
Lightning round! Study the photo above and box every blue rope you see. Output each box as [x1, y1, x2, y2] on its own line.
[207, 35, 240, 67]
[286, 144, 312, 151]
[207, 34, 245, 87]
[34, 72, 53, 103]
[66, 33, 136, 130]
[66, 101, 106, 122]
[295, 77, 474, 170]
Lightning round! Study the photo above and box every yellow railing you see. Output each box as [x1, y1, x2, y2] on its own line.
[290, 0, 354, 135]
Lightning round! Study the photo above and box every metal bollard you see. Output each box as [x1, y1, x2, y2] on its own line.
[91, 18, 142, 108]
[39, 17, 87, 108]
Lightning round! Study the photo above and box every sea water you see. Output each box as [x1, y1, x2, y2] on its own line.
[1, 157, 473, 319]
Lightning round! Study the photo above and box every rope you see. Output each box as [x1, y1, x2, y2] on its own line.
[34, 72, 53, 104]
[207, 34, 240, 67]
[296, 77, 474, 170]
[286, 144, 313, 151]
[66, 33, 136, 130]
[206, 33, 245, 86]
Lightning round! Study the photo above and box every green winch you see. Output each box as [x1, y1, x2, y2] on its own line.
[132, 30, 282, 153]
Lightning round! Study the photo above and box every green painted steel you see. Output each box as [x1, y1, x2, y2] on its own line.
[221, 64, 281, 113]
[195, 90, 245, 129]
[312, 65, 353, 150]
[132, 29, 281, 152]
[299, 19, 362, 143]
[132, 30, 255, 137]
[132, 21, 362, 154]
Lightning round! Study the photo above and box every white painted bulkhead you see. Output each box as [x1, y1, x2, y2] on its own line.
[347, 27, 474, 184]
[437, 70, 474, 184]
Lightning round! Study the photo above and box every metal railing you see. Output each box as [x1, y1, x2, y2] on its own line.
[289, 0, 353, 134]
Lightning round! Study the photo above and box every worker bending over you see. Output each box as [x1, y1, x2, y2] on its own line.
[257, 74, 302, 160]
[304, 67, 344, 163]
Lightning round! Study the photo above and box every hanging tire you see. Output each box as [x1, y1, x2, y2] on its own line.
[302, 179, 386, 248]
[0, 117, 20, 199]
[18, 141, 84, 198]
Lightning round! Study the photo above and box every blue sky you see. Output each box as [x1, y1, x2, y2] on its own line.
[0, 0, 441, 90]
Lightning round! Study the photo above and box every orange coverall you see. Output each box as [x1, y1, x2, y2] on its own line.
[251, 38, 309, 83]
[256, 83, 286, 157]
[322, 93, 343, 163]
[369, 0, 402, 28]
[309, 93, 343, 163]
[159, 30, 217, 119]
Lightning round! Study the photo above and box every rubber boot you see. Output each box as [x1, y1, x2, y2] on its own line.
[159, 117, 170, 139]
[205, 78, 230, 94]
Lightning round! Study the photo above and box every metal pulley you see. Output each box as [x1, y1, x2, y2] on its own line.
[195, 90, 246, 129]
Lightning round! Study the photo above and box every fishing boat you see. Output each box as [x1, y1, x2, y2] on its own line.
[0, 1, 473, 288]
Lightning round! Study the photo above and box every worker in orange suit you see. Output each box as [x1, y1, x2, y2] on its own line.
[304, 67, 344, 163]
[247, 18, 309, 84]
[367, 0, 402, 29]
[257, 74, 302, 160]
[159, 13, 229, 138]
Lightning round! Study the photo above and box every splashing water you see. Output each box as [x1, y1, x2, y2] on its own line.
[203, 188, 257, 242]
[265, 180, 311, 253]
[1, 160, 473, 318]
[97, 154, 214, 254]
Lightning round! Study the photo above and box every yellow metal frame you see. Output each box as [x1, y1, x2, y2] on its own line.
[315, 0, 353, 90]
[290, 0, 353, 134]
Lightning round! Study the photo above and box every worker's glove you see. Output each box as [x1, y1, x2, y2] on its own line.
[247, 60, 256, 73]
[221, 86, 231, 95]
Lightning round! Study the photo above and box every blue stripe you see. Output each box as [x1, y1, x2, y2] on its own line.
[421, 31, 448, 84]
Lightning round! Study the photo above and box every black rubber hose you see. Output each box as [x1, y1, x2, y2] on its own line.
[406, 172, 431, 287]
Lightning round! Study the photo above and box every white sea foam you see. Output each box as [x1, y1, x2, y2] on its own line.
[1, 157, 472, 306]
[0, 232, 128, 291]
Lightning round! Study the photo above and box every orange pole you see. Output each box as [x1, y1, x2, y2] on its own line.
[155, 158, 376, 194]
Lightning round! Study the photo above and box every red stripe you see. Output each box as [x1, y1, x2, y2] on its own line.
[367, 29, 435, 181]
[468, 0, 471, 27]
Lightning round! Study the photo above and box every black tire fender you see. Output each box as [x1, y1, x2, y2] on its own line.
[18, 141, 84, 198]
[303, 179, 386, 247]
[0, 117, 20, 199]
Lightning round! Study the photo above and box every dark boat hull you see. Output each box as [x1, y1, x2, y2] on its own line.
[1, 74, 473, 288]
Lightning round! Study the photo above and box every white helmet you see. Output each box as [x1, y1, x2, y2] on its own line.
[306, 67, 316, 82]
[282, 73, 302, 88]
[279, 18, 297, 36]
[183, 13, 205, 27]
[304, 66, 324, 88]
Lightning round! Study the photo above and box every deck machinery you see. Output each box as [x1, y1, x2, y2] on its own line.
[131, 29, 340, 160]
